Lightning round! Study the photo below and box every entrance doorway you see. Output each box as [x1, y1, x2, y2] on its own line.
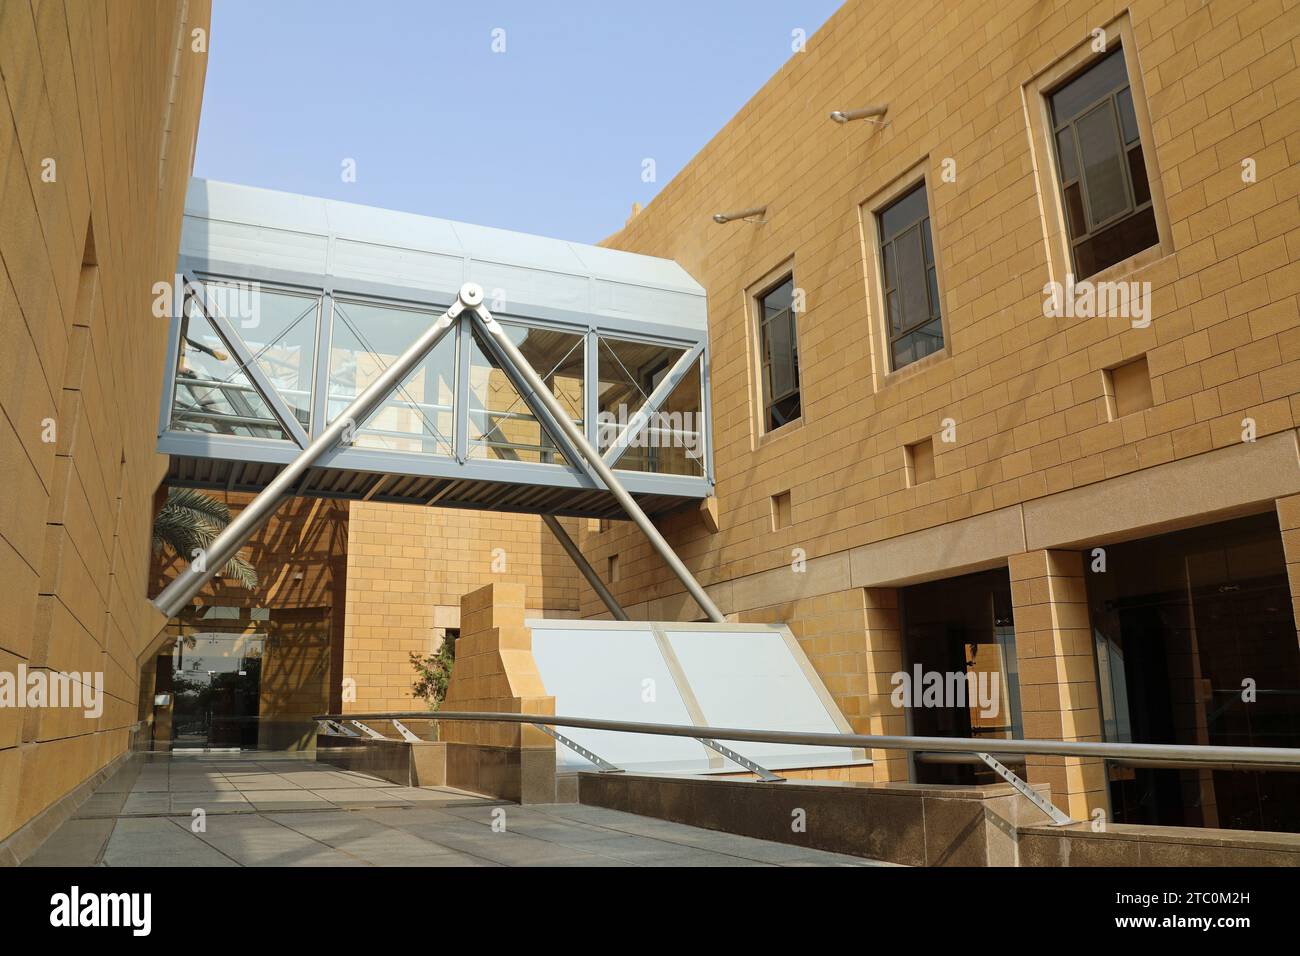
[901, 568, 1023, 784]
[1089, 512, 1300, 832]
[169, 612, 265, 750]
[155, 605, 333, 752]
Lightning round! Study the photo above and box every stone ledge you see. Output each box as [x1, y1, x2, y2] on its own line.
[315, 735, 446, 787]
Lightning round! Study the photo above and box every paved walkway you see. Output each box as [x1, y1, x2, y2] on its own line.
[28, 753, 888, 867]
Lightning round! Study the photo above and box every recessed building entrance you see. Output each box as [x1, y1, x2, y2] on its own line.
[1087, 512, 1300, 832]
[901, 568, 1023, 785]
[156, 606, 332, 752]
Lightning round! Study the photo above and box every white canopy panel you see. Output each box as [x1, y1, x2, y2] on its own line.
[180, 178, 707, 335]
[528, 620, 869, 775]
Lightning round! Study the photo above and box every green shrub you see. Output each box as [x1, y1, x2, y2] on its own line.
[410, 632, 456, 709]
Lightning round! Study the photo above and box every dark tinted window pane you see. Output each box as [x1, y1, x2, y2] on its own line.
[762, 279, 793, 320]
[926, 267, 939, 317]
[1117, 86, 1139, 144]
[891, 321, 944, 369]
[882, 242, 895, 288]
[1128, 145, 1150, 205]
[891, 334, 915, 370]
[1075, 205, 1159, 276]
[1064, 182, 1087, 236]
[887, 290, 901, 333]
[768, 393, 801, 431]
[1077, 100, 1129, 225]
[1051, 47, 1127, 122]
[758, 275, 800, 430]
[895, 224, 929, 330]
[1056, 126, 1079, 181]
[767, 313, 798, 398]
[879, 184, 929, 240]
[915, 319, 944, 359]
[921, 218, 934, 266]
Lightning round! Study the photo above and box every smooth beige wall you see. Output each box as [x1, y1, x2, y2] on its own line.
[0, 0, 210, 840]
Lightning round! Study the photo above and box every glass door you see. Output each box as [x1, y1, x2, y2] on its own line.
[171, 626, 265, 751]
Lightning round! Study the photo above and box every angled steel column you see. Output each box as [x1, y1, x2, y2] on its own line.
[468, 301, 726, 623]
[152, 286, 474, 619]
[541, 513, 629, 620]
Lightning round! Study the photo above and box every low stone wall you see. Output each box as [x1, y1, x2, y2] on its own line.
[579, 771, 1300, 866]
[316, 735, 446, 788]
[1019, 822, 1300, 866]
[445, 742, 555, 804]
[578, 772, 1052, 866]
[317, 734, 556, 803]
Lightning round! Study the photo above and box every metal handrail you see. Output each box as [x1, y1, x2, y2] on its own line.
[312, 709, 1300, 770]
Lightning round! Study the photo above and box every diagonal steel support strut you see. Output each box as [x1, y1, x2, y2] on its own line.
[531, 722, 623, 773]
[541, 514, 629, 620]
[976, 751, 1074, 826]
[152, 288, 471, 619]
[468, 302, 726, 623]
[697, 737, 785, 782]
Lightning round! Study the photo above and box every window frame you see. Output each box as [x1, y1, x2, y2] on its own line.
[858, 160, 951, 390]
[168, 272, 325, 442]
[1022, 14, 1172, 289]
[876, 182, 944, 372]
[747, 266, 804, 440]
[1047, 46, 1155, 278]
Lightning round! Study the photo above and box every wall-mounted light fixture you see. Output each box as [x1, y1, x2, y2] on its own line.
[711, 205, 767, 224]
[830, 104, 888, 124]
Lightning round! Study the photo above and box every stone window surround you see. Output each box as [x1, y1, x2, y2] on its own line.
[1020, 12, 1175, 291]
[857, 157, 954, 392]
[743, 255, 806, 449]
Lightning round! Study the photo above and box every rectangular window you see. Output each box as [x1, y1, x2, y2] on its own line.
[877, 184, 943, 371]
[1049, 46, 1158, 278]
[756, 276, 801, 432]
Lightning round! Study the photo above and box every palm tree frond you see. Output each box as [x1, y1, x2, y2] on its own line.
[221, 554, 259, 590]
[165, 487, 233, 524]
[152, 487, 258, 592]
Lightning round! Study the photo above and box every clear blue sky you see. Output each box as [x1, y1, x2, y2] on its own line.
[194, 1, 843, 244]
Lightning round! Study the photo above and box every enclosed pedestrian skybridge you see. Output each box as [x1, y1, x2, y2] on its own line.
[158, 179, 712, 520]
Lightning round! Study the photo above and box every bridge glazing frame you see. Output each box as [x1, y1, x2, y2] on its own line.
[158, 265, 714, 520]
[155, 282, 725, 622]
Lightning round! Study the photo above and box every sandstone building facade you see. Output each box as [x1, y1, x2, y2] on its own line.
[581, 0, 1300, 826]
